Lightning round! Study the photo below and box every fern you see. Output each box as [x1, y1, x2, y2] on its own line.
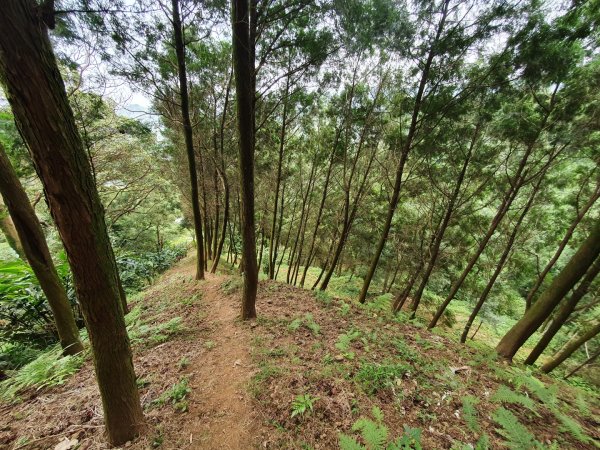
[339, 434, 365, 450]
[513, 374, 557, 406]
[461, 395, 480, 432]
[553, 411, 589, 444]
[491, 385, 537, 413]
[352, 417, 388, 449]
[339, 407, 422, 450]
[475, 433, 490, 450]
[492, 407, 538, 450]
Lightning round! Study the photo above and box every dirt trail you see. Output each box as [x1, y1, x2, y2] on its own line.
[183, 273, 258, 449]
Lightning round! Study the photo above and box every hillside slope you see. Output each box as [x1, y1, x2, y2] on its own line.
[1, 255, 598, 449]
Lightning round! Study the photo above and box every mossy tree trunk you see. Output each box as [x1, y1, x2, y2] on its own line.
[0, 143, 83, 355]
[525, 256, 600, 365]
[496, 220, 600, 361]
[541, 319, 600, 373]
[0, 1, 143, 444]
[0, 195, 25, 260]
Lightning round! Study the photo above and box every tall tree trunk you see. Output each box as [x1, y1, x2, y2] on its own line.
[409, 122, 478, 313]
[0, 144, 83, 355]
[172, 0, 204, 280]
[0, 1, 143, 444]
[299, 134, 337, 287]
[524, 185, 600, 309]
[496, 220, 600, 360]
[428, 142, 536, 329]
[268, 74, 290, 279]
[357, 0, 450, 304]
[541, 319, 600, 373]
[211, 167, 229, 273]
[0, 195, 26, 260]
[460, 172, 543, 343]
[525, 256, 600, 365]
[232, 0, 258, 319]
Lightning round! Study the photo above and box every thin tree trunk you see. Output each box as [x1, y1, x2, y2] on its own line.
[0, 196, 26, 260]
[524, 185, 600, 309]
[497, 220, 600, 360]
[300, 135, 337, 287]
[0, 144, 83, 355]
[358, 0, 450, 304]
[232, 0, 258, 319]
[428, 141, 537, 329]
[410, 122, 478, 313]
[564, 348, 600, 379]
[268, 73, 290, 279]
[525, 256, 600, 365]
[541, 319, 600, 373]
[172, 0, 204, 280]
[460, 172, 544, 343]
[211, 167, 229, 273]
[0, 1, 143, 443]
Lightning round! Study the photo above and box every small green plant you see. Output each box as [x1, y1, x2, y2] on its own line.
[339, 406, 422, 450]
[181, 292, 201, 306]
[315, 290, 332, 306]
[287, 313, 320, 335]
[335, 329, 361, 359]
[203, 340, 217, 350]
[355, 362, 411, 395]
[291, 393, 319, 418]
[153, 377, 191, 412]
[339, 301, 351, 316]
[394, 338, 419, 363]
[220, 277, 243, 294]
[513, 373, 557, 406]
[178, 356, 190, 370]
[554, 411, 589, 444]
[461, 395, 480, 432]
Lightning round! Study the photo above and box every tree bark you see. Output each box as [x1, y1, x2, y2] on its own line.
[564, 347, 600, 379]
[496, 220, 600, 360]
[525, 256, 600, 365]
[0, 195, 26, 260]
[541, 319, 600, 373]
[0, 1, 143, 444]
[0, 144, 83, 355]
[232, 0, 258, 319]
[172, 0, 204, 280]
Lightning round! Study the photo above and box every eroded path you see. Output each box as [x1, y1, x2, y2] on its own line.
[182, 273, 257, 449]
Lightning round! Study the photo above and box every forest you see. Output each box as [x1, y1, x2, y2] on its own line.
[0, 0, 599, 448]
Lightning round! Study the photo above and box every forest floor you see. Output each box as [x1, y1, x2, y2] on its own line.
[1, 254, 599, 449]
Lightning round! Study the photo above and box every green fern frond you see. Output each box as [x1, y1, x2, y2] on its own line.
[371, 406, 384, 423]
[461, 395, 480, 432]
[339, 433, 366, 450]
[492, 407, 537, 450]
[554, 411, 589, 444]
[352, 417, 388, 450]
[513, 374, 557, 406]
[491, 385, 537, 413]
